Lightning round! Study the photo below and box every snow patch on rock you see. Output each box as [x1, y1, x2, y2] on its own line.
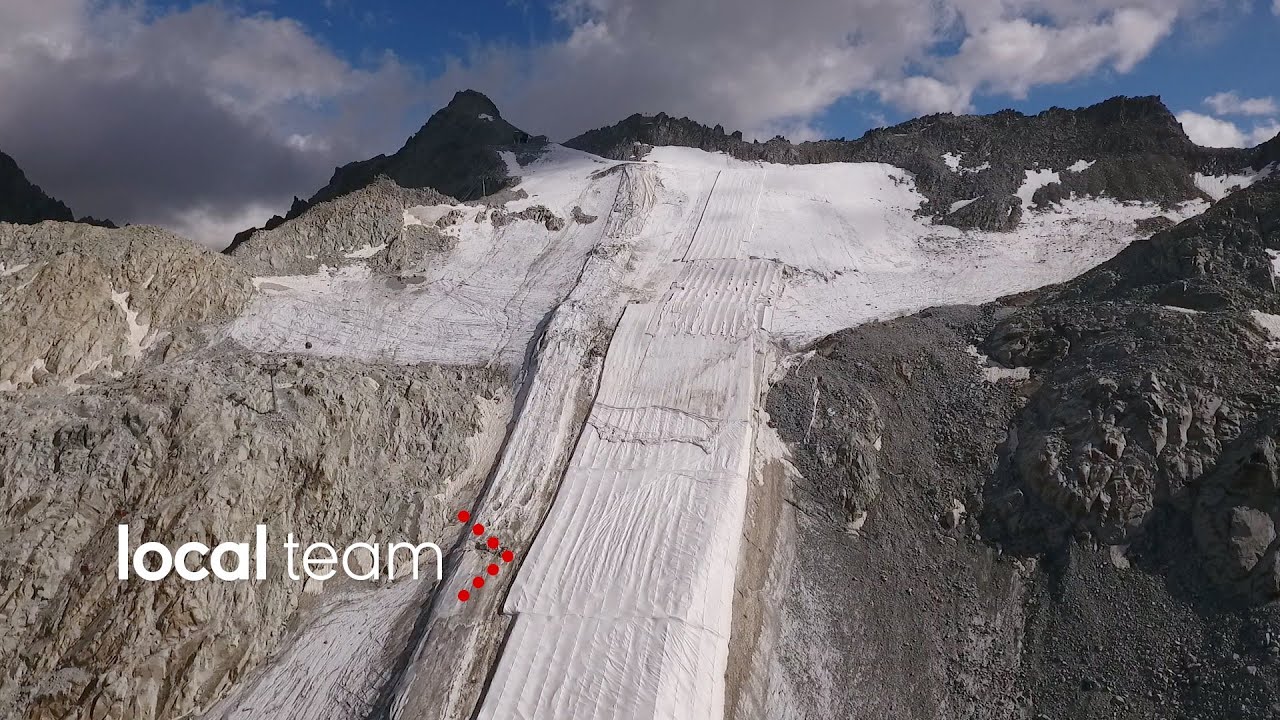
[110, 290, 151, 359]
[342, 242, 386, 259]
[1016, 168, 1061, 209]
[1195, 163, 1277, 201]
[1251, 311, 1280, 350]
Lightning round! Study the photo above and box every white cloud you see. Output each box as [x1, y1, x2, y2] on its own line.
[436, 0, 1212, 140]
[878, 76, 974, 115]
[939, 8, 1175, 99]
[1274, 0, 1279, 15]
[1205, 91, 1277, 116]
[1252, 120, 1280, 145]
[1178, 110, 1280, 148]
[0, 1, 429, 248]
[1178, 111, 1249, 147]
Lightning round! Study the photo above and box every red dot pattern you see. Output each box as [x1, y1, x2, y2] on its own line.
[456, 510, 516, 602]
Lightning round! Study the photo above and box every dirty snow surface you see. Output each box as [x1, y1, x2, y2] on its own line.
[220, 143, 1211, 719]
[226, 145, 616, 366]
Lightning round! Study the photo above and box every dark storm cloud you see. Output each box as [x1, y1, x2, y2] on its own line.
[0, 2, 430, 247]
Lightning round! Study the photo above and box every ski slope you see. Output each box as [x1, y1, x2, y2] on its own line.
[219, 143, 1212, 720]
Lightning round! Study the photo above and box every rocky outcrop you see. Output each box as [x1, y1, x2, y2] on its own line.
[1064, 176, 1280, 311]
[0, 352, 507, 720]
[369, 221, 459, 276]
[488, 204, 565, 232]
[0, 221, 254, 389]
[307, 90, 532, 206]
[226, 178, 454, 275]
[0, 150, 74, 225]
[1195, 429, 1280, 601]
[942, 195, 1023, 232]
[979, 179, 1280, 594]
[568, 96, 1269, 231]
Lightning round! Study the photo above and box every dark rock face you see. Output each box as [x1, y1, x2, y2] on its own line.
[0, 150, 120, 227]
[228, 90, 538, 253]
[305, 89, 532, 208]
[943, 195, 1023, 232]
[0, 150, 74, 224]
[981, 179, 1280, 592]
[307, 90, 531, 203]
[568, 96, 1273, 231]
[1196, 432, 1280, 601]
[765, 306, 1028, 719]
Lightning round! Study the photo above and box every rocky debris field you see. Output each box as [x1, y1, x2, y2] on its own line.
[0, 350, 508, 720]
[765, 306, 1029, 719]
[765, 177, 1280, 718]
[0, 221, 254, 389]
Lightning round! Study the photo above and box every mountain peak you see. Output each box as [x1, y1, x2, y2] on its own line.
[229, 89, 538, 250]
[444, 89, 502, 119]
[0, 149, 75, 225]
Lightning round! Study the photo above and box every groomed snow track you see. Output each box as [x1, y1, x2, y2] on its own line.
[476, 169, 779, 720]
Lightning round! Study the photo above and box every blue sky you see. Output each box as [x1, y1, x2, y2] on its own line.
[0, 0, 1276, 246]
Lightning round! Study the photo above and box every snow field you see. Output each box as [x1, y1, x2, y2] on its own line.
[227, 152, 623, 366]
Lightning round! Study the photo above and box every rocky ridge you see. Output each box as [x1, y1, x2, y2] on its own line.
[0, 221, 254, 389]
[567, 96, 1277, 231]
[0, 150, 74, 224]
[225, 179, 455, 275]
